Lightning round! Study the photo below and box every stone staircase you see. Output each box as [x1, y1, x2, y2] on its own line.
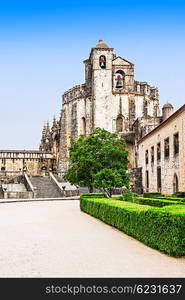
[0, 186, 4, 198]
[53, 174, 65, 183]
[30, 176, 63, 198]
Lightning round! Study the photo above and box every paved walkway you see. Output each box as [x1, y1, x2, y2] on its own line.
[0, 196, 79, 203]
[0, 200, 184, 277]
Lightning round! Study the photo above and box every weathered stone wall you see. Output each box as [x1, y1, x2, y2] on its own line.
[58, 108, 68, 174]
[91, 48, 113, 132]
[0, 151, 53, 177]
[128, 167, 143, 195]
[138, 106, 185, 195]
[133, 116, 162, 141]
[71, 102, 78, 139]
[58, 41, 160, 174]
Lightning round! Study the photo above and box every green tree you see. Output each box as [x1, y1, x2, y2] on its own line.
[93, 168, 129, 197]
[64, 127, 129, 193]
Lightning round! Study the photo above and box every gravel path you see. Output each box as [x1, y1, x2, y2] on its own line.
[0, 200, 184, 277]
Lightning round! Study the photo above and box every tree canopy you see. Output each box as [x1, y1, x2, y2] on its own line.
[64, 127, 129, 195]
[93, 168, 129, 197]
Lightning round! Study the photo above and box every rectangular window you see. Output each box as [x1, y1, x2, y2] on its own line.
[157, 167, 161, 192]
[146, 170, 149, 191]
[164, 137, 170, 159]
[1, 159, 6, 165]
[173, 132, 179, 156]
[157, 142, 161, 161]
[151, 146, 154, 164]
[145, 150, 148, 165]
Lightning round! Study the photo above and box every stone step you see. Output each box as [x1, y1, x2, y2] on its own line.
[53, 174, 65, 183]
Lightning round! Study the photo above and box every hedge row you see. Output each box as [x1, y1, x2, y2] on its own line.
[80, 193, 107, 198]
[80, 196, 185, 256]
[156, 196, 185, 202]
[143, 192, 162, 198]
[175, 192, 185, 198]
[143, 192, 185, 202]
[127, 197, 184, 207]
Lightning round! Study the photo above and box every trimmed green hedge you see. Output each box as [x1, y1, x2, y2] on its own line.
[128, 197, 184, 207]
[143, 192, 185, 202]
[80, 196, 185, 256]
[81, 193, 107, 198]
[143, 192, 162, 198]
[156, 196, 185, 202]
[175, 192, 185, 198]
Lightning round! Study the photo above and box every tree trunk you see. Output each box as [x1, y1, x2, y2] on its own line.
[88, 186, 94, 193]
[107, 189, 113, 198]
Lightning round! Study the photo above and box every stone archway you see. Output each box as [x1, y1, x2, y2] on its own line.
[116, 116, 123, 132]
[116, 115, 125, 133]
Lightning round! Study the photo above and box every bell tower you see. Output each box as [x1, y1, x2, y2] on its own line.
[88, 40, 114, 132]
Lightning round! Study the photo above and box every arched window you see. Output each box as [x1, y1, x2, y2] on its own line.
[99, 55, 106, 69]
[116, 116, 123, 132]
[82, 117, 86, 136]
[146, 170, 149, 192]
[115, 70, 125, 89]
[173, 173, 179, 193]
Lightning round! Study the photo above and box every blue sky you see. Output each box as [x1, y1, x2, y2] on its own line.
[0, 0, 185, 149]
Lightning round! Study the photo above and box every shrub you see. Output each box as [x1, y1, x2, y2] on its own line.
[131, 197, 184, 207]
[143, 192, 185, 202]
[81, 193, 107, 199]
[121, 188, 138, 201]
[175, 191, 185, 198]
[80, 196, 185, 256]
[154, 196, 185, 202]
[143, 192, 162, 198]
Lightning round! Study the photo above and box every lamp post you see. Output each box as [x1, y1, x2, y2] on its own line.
[62, 185, 66, 197]
[75, 184, 79, 195]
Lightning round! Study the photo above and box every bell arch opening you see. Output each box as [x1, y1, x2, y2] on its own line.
[115, 70, 125, 89]
[99, 55, 106, 69]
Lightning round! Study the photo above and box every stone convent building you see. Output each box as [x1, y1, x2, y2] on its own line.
[39, 40, 184, 195]
[138, 104, 185, 195]
[41, 40, 160, 167]
[40, 40, 160, 191]
[1, 40, 184, 195]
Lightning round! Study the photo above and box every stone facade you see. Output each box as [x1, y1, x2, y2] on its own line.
[38, 39, 184, 195]
[5, 40, 184, 195]
[40, 117, 61, 170]
[51, 40, 160, 174]
[138, 104, 185, 195]
[128, 168, 143, 195]
[0, 150, 54, 179]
